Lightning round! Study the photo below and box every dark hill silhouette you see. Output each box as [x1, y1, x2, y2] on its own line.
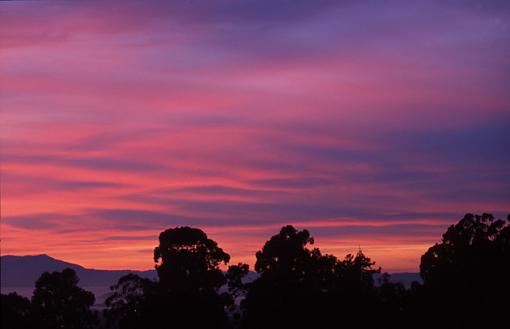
[1, 254, 156, 290]
[1, 254, 418, 289]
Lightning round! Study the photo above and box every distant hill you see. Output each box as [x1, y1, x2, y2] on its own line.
[1, 254, 156, 290]
[1, 254, 421, 297]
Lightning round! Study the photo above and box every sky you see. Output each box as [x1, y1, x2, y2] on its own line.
[1, 0, 509, 272]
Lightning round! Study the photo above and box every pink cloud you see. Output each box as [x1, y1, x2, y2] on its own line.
[1, 1, 509, 272]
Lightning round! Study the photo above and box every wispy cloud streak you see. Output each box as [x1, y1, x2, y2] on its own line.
[1, 0, 509, 271]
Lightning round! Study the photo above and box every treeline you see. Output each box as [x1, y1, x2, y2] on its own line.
[2, 213, 509, 329]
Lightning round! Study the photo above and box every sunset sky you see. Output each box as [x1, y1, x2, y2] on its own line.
[1, 1, 509, 272]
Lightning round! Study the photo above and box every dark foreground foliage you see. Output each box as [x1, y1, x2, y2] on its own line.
[1, 213, 508, 329]
[2, 268, 97, 329]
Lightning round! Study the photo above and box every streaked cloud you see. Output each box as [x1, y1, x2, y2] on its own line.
[1, 0, 509, 272]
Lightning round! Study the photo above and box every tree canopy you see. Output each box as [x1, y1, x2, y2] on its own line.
[420, 213, 510, 328]
[3, 213, 509, 329]
[104, 274, 158, 329]
[154, 226, 230, 292]
[31, 268, 97, 329]
[242, 225, 382, 329]
[153, 227, 232, 329]
[1, 293, 32, 329]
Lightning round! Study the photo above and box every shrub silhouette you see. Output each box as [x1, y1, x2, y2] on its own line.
[31, 268, 97, 329]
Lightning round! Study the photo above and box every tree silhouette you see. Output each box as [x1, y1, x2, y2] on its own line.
[31, 268, 97, 329]
[6, 214, 504, 329]
[376, 273, 408, 328]
[1, 292, 32, 329]
[104, 274, 158, 329]
[241, 225, 318, 329]
[419, 213, 510, 328]
[334, 250, 380, 290]
[154, 226, 230, 291]
[322, 250, 381, 329]
[226, 263, 249, 299]
[254, 225, 315, 276]
[242, 225, 382, 329]
[225, 263, 250, 327]
[152, 226, 232, 329]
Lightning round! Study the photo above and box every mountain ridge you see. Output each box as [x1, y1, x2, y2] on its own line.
[1, 254, 157, 289]
[1, 254, 421, 290]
